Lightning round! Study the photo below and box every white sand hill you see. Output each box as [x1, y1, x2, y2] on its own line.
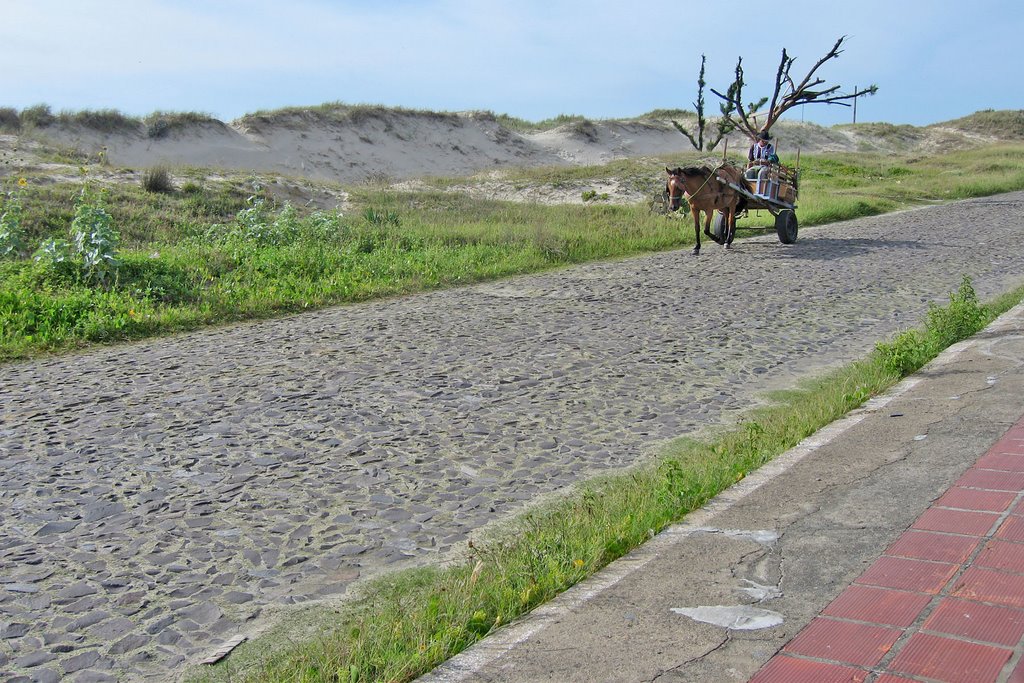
[21, 107, 999, 189]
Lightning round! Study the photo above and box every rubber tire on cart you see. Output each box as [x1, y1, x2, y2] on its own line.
[711, 213, 728, 243]
[775, 209, 798, 244]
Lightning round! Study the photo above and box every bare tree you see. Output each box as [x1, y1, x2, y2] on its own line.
[672, 55, 736, 152]
[711, 36, 878, 139]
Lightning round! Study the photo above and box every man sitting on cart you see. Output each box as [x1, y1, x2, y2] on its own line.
[747, 130, 778, 167]
[745, 130, 780, 196]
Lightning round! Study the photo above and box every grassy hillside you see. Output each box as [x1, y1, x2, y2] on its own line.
[2, 143, 1024, 361]
[932, 109, 1024, 139]
[4, 103, 1023, 138]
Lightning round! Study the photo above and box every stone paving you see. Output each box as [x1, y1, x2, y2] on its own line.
[2, 193, 1024, 682]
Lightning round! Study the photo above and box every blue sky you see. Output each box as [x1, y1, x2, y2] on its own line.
[3, 0, 1020, 127]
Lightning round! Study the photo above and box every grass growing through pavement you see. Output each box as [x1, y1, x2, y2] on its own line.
[191, 278, 1024, 683]
[875, 275, 992, 376]
[2, 145, 1024, 361]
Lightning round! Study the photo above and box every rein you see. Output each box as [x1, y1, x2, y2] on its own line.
[670, 162, 727, 201]
[687, 162, 726, 199]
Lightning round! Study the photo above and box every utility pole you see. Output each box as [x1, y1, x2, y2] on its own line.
[853, 86, 859, 124]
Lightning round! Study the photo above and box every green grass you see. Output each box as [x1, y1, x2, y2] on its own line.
[55, 108, 141, 133]
[0, 182, 681, 360]
[736, 144, 1024, 229]
[493, 113, 591, 133]
[188, 278, 1024, 683]
[143, 111, 221, 138]
[635, 108, 696, 120]
[7, 179, 251, 248]
[3, 144, 1024, 361]
[932, 109, 1024, 139]
[0, 104, 218, 135]
[236, 103, 462, 130]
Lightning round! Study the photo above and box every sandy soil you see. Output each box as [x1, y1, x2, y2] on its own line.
[0, 109, 1006, 208]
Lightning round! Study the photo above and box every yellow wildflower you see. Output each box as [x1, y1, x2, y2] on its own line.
[18, 177, 28, 187]
[573, 559, 584, 569]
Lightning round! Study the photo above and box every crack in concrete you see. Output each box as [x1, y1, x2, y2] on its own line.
[648, 632, 732, 683]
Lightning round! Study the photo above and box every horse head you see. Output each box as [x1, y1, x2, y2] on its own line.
[665, 166, 711, 211]
[665, 167, 687, 211]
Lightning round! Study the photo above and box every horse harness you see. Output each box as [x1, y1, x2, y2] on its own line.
[668, 163, 728, 204]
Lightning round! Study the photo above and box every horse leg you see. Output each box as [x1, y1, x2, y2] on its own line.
[691, 207, 701, 255]
[703, 211, 717, 243]
[724, 207, 735, 249]
[726, 197, 745, 249]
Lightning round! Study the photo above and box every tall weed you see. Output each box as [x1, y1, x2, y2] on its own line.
[142, 166, 175, 194]
[29, 186, 121, 288]
[0, 179, 28, 259]
[69, 188, 120, 286]
[875, 275, 990, 376]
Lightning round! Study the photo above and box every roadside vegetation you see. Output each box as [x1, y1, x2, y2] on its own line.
[189, 276, 1024, 683]
[3, 113, 1023, 680]
[2, 144, 1024, 360]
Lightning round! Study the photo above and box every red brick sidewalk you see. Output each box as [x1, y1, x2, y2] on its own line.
[750, 419, 1024, 683]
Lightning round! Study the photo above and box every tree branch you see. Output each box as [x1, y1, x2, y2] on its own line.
[703, 37, 876, 146]
[672, 120, 701, 150]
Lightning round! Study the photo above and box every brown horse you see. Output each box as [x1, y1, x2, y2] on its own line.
[666, 165, 747, 255]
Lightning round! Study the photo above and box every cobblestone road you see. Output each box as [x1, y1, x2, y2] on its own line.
[2, 193, 1024, 681]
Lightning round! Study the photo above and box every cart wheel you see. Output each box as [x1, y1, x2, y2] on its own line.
[711, 213, 727, 242]
[775, 210, 798, 244]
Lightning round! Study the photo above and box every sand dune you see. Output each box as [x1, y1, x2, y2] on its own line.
[15, 106, 1002, 187]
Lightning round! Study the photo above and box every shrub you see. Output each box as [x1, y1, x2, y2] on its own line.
[926, 275, 989, 349]
[234, 197, 282, 245]
[570, 120, 599, 142]
[20, 104, 54, 128]
[142, 167, 175, 194]
[362, 207, 401, 228]
[876, 276, 990, 376]
[32, 238, 77, 283]
[210, 197, 303, 247]
[69, 189, 120, 287]
[146, 118, 171, 139]
[875, 328, 931, 377]
[0, 108, 20, 132]
[0, 180, 28, 260]
[144, 111, 217, 139]
[59, 109, 138, 133]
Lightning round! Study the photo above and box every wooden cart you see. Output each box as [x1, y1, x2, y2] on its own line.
[709, 159, 800, 244]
